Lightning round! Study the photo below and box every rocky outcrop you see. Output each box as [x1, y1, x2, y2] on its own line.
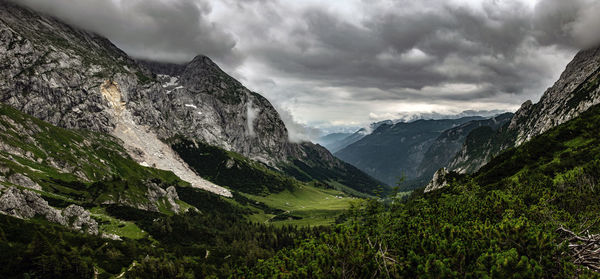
[449, 46, 600, 173]
[7, 173, 42, 191]
[0, 1, 382, 196]
[62, 204, 99, 235]
[139, 57, 295, 165]
[0, 186, 98, 234]
[145, 183, 181, 213]
[424, 168, 450, 193]
[509, 47, 600, 145]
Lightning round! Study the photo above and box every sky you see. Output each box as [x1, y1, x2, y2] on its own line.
[15, 0, 600, 139]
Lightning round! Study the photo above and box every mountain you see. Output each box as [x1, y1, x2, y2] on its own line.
[317, 120, 392, 153]
[449, 46, 600, 173]
[0, 103, 191, 231]
[315, 133, 352, 152]
[0, 0, 382, 196]
[406, 113, 513, 189]
[316, 133, 352, 147]
[335, 117, 483, 186]
[246, 102, 600, 279]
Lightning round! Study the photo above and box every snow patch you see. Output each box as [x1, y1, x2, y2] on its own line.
[160, 75, 179, 88]
[185, 104, 198, 109]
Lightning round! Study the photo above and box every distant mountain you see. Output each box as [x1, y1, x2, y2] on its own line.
[449, 46, 600, 173]
[398, 113, 513, 190]
[315, 133, 352, 150]
[317, 120, 392, 153]
[335, 117, 483, 186]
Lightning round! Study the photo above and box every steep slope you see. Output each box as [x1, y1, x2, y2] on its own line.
[450, 46, 600, 173]
[141, 59, 385, 194]
[335, 117, 482, 185]
[0, 103, 197, 236]
[246, 104, 600, 279]
[413, 113, 513, 183]
[0, 1, 381, 196]
[0, 0, 228, 196]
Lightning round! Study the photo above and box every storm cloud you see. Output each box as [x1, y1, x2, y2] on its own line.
[15, 0, 241, 64]
[12, 0, 600, 138]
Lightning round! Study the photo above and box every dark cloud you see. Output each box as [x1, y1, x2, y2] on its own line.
[15, 0, 241, 64]
[10, 0, 600, 134]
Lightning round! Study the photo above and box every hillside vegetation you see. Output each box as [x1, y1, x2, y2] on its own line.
[244, 105, 600, 278]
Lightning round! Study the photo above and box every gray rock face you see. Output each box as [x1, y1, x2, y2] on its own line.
[0, 186, 62, 221]
[509, 47, 600, 145]
[62, 204, 99, 235]
[7, 173, 42, 191]
[424, 168, 450, 193]
[0, 186, 98, 234]
[139, 58, 295, 165]
[145, 182, 181, 213]
[0, 1, 382, 195]
[449, 46, 600, 173]
[0, 1, 292, 166]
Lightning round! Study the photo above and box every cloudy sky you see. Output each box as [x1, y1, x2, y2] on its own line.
[15, 0, 600, 138]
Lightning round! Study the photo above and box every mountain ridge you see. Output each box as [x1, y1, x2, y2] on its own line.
[449, 45, 600, 173]
[335, 116, 483, 185]
[0, 0, 383, 196]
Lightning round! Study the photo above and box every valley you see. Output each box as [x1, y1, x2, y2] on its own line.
[1, 0, 600, 278]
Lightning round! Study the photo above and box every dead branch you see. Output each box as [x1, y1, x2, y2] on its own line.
[557, 226, 600, 272]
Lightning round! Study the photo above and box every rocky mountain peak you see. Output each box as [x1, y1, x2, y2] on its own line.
[0, 1, 384, 197]
[509, 45, 600, 145]
[449, 45, 600, 174]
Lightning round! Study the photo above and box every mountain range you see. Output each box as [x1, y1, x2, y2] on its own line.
[0, 0, 382, 198]
[327, 45, 600, 189]
[334, 116, 484, 186]
[1, 0, 600, 277]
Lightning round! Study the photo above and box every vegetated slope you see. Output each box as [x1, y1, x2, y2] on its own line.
[335, 117, 483, 185]
[0, 103, 187, 214]
[0, 190, 331, 278]
[0, 0, 383, 197]
[244, 104, 600, 278]
[399, 113, 512, 191]
[449, 46, 600, 173]
[0, 103, 347, 278]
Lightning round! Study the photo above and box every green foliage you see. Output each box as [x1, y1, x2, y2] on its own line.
[243, 105, 600, 278]
[171, 137, 297, 195]
[0, 103, 186, 209]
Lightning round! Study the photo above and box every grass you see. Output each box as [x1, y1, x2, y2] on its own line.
[89, 207, 147, 239]
[242, 184, 357, 227]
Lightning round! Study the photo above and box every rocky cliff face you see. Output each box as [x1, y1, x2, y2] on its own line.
[0, 1, 382, 196]
[138, 58, 294, 165]
[0, 1, 279, 194]
[0, 186, 98, 234]
[423, 168, 450, 193]
[449, 46, 600, 173]
[510, 47, 600, 145]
